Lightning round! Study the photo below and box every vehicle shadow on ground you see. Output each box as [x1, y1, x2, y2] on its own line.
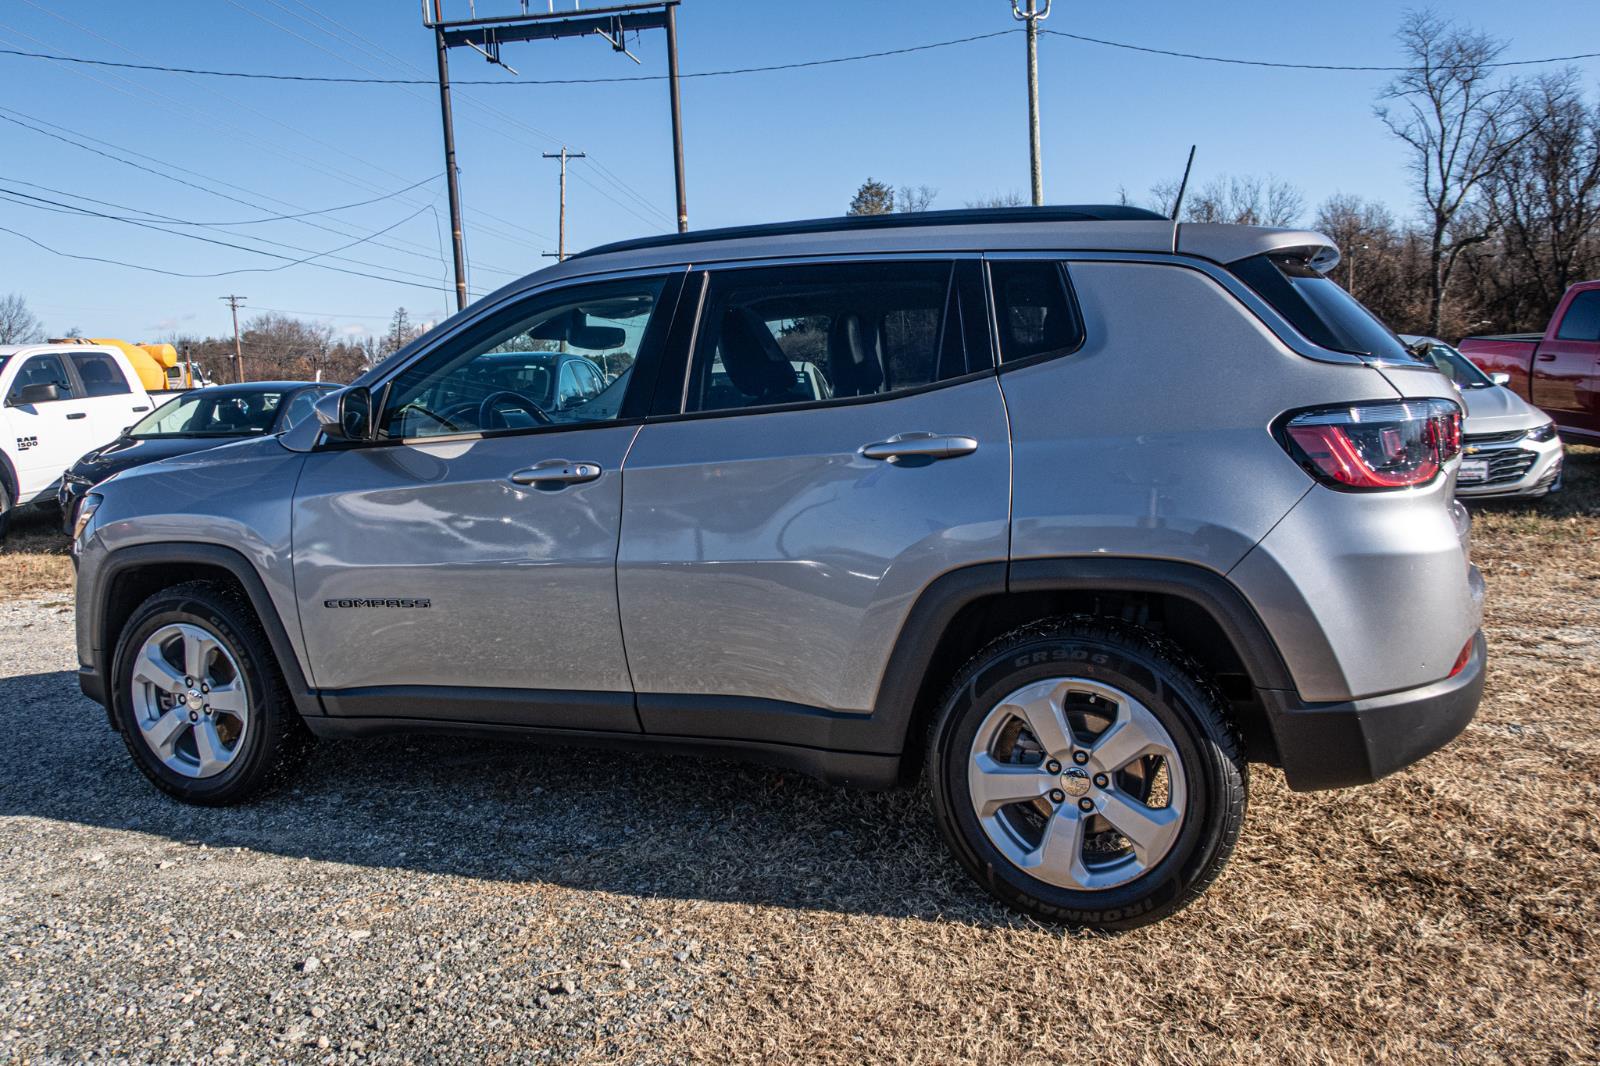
[0, 669, 1014, 925]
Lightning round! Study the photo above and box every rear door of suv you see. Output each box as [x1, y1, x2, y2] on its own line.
[616, 257, 1010, 740]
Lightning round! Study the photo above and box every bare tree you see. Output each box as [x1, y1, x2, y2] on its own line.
[0, 293, 42, 344]
[1314, 194, 1421, 326]
[1479, 70, 1600, 323]
[896, 185, 938, 213]
[965, 191, 1027, 209]
[1376, 9, 1529, 335]
[1183, 175, 1304, 226]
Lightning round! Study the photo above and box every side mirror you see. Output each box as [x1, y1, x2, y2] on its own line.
[9, 382, 61, 406]
[1490, 372, 1510, 387]
[315, 386, 375, 442]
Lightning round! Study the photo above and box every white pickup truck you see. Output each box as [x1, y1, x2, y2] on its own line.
[1, 343, 153, 536]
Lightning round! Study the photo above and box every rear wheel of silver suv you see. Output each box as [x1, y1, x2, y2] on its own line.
[111, 581, 311, 805]
[927, 618, 1245, 929]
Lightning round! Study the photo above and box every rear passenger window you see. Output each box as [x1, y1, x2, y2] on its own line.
[1555, 291, 1600, 341]
[69, 351, 131, 396]
[990, 261, 1083, 363]
[685, 261, 973, 414]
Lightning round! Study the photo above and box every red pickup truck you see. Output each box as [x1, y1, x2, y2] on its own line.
[1460, 281, 1600, 442]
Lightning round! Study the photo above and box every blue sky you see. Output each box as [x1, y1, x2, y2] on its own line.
[1, 0, 1596, 341]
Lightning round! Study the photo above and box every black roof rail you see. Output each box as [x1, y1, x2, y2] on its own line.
[570, 204, 1170, 261]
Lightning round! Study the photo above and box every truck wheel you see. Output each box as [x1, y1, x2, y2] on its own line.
[0, 481, 10, 540]
[110, 580, 311, 805]
[926, 618, 1246, 930]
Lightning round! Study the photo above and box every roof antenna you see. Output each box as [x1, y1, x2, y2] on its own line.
[1171, 145, 1196, 221]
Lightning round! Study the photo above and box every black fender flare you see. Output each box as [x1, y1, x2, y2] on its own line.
[868, 557, 1295, 754]
[81, 542, 322, 720]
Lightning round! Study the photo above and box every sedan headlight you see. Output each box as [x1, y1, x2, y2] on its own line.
[1526, 422, 1559, 443]
[72, 492, 103, 548]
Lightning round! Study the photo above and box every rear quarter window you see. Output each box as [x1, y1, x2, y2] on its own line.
[1229, 253, 1413, 361]
[989, 261, 1084, 364]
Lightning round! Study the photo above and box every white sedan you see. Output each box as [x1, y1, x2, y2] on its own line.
[1404, 335, 1564, 499]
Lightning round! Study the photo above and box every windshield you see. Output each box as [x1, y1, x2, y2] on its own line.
[1421, 343, 1494, 389]
[129, 390, 286, 437]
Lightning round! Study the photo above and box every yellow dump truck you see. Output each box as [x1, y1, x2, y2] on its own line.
[47, 338, 203, 394]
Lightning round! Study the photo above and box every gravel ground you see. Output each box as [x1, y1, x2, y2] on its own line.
[1, 452, 1596, 1063]
[0, 598, 809, 1062]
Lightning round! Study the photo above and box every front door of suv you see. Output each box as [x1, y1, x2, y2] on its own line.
[292, 272, 682, 731]
[617, 259, 1011, 741]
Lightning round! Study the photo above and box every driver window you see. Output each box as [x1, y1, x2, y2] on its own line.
[380, 277, 665, 440]
[7, 354, 75, 405]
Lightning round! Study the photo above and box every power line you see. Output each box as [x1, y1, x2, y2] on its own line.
[3, 30, 1594, 84]
[0, 171, 442, 227]
[1040, 30, 1600, 72]
[212, 0, 561, 249]
[0, 29, 1021, 84]
[0, 221, 481, 296]
[253, 0, 672, 229]
[0, 190, 480, 292]
[1, 7, 551, 256]
[248, 304, 420, 321]
[0, 106, 521, 279]
[0, 175, 461, 287]
[0, 184, 437, 280]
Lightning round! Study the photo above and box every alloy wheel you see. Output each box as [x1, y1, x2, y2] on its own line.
[129, 623, 250, 779]
[966, 677, 1187, 891]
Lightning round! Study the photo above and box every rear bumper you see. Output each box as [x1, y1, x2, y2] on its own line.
[1261, 630, 1485, 791]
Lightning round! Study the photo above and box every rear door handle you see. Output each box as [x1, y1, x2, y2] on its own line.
[860, 432, 979, 462]
[131, 405, 150, 412]
[1536, 352, 1558, 362]
[509, 459, 602, 486]
[65, 412, 87, 420]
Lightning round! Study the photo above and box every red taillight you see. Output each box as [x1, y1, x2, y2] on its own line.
[1448, 637, 1474, 678]
[1280, 399, 1462, 491]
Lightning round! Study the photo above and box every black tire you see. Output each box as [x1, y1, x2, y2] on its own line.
[110, 580, 311, 805]
[926, 617, 1245, 930]
[0, 480, 11, 541]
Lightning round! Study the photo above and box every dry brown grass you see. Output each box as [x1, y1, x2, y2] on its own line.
[0, 504, 72, 599]
[657, 445, 1600, 1065]
[5, 451, 1598, 1064]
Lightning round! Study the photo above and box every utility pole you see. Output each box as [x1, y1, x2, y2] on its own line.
[220, 295, 247, 383]
[664, 2, 687, 232]
[1011, 0, 1051, 206]
[423, 0, 689, 269]
[541, 146, 586, 260]
[432, 1, 469, 312]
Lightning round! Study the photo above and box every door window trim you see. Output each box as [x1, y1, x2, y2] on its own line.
[344, 268, 689, 448]
[648, 254, 998, 424]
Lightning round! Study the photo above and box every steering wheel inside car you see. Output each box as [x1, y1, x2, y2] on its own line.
[477, 390, 553, 430]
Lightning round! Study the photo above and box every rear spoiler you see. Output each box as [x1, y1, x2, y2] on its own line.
[1174, 223, 1340, 273]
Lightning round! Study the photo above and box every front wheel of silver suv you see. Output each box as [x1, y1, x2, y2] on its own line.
[927, 618, 1246, 929]
[110, 581, 311, 805]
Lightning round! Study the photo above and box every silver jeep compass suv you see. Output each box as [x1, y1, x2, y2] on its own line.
[73, 207, 1485, 928]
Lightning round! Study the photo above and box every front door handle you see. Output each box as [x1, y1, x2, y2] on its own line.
[860, 432, 979, 462]
[65, 412, 87, 420]
[509, 459, 602, 486]
[1536, 352, 1558, 362]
